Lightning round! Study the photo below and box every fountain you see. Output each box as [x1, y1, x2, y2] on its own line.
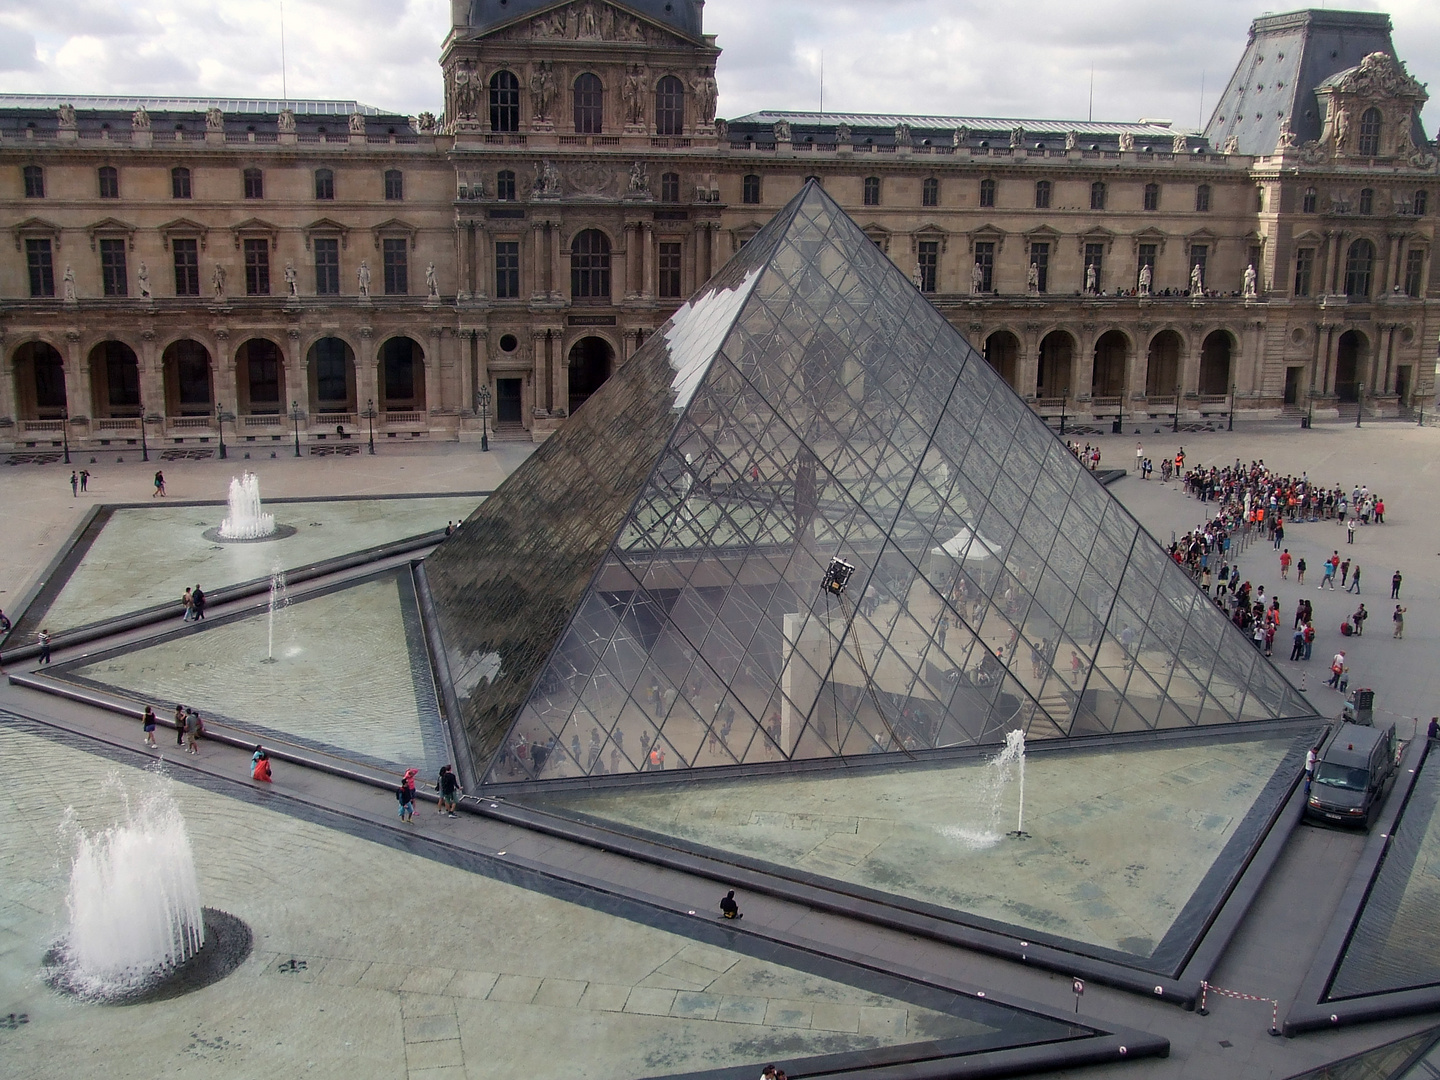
[999, 729, 1029, 839]
[44, 768, 251, 1004]
[937, 728, 1030, 849]
[263, 565, 292, 663]
[204, 472, 296, 544]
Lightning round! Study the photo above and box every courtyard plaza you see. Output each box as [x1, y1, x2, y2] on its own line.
[2, 416, 1440, 1078]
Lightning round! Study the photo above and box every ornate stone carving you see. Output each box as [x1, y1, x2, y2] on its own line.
[349, 112, 366, 135]
[835, 123, 851, 143]
[357, 260, 372, 297]
[894, 123, 911, 145]
[278, 108, 296, 133]
[205, 107, 224, 132]
[141, 329, 156, 342]
[1222, 134, 1240, 154]
[713, 117, 728, 141]
[416, 111, 437, 134]
[528, 61, 557, 123]
[214, 328, 230, 341]
[65, 328, 81, 342]
[577, 0, 601, 39]
[1331, 51, 1428, 103]
[772, 119, 791, 143]
[449, 65, 480, 122]
[131, 106, 151, 131]
[287, 327, 301, 340]
[137, 262, 151, 299]
[1010, 125, 1025, 148]
[953, 126, 969, 147]
[62, 265, 76, 301]
[1065, 130, 1078, 151]
[57, 104, 76, 128]
[621, 65, 646, 126]
[693, 69, 718, 124]
[211, 263, 226, 298]
[1172, 131, 1188, 153]
[1118, 132, 1135, 151]
[628, 161, 651, 196]
[532, 159, 562, 198]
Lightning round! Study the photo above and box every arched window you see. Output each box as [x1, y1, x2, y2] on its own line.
[1090, 181, 1107, 210]
[1358, 107, 1382, 156]
[922, 177, 939, 207]
[660, 171, 680, 203]
[742, 174, 761, 205]
[171, 167, 192, 199]
[655, 75, 684, 135]
[979, 178, 995, 207]
[570, 229, 611, 301]
[489, 71, 520, 132]
[314, 168, 334, 200]
[1344, 239, 1375, 297]
[574, 73, 604, 134]
[1359, 187, 1374, 215]
[863, 176, 881, 206]
[1194, 184, 1211, 212]
[98, 166, 119, 199]
[496, 169, 516, 201]
[1302, 186, 1317, 213]
[1034, 180, 1051, 209]
[1143, 183, 1159, 211]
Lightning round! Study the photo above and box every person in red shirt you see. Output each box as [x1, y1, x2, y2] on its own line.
[1280, 549, 1292, 579]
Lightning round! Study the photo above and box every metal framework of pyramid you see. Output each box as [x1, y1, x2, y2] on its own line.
[424, 181, 1317, 787]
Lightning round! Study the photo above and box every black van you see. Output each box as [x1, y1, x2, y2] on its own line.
[1305, 721, 1400, 828]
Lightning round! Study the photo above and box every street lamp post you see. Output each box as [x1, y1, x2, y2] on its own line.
[140, 412, 150, 462]
[217, 401, 227, 460]
[289, 400, 304, 458]
[1355, 383, 1364, 428]
[61, 406, 71, 465]
[1228, 381, 1235, 432]
[476, 384, 492, 452]
[362, 398, 377, 455]
[1172, 392, 1180, 434]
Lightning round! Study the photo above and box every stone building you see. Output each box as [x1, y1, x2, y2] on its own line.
[0, 3, 1435, 453]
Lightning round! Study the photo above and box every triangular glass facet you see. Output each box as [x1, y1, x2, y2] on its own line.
[421, 182, 1319, 786]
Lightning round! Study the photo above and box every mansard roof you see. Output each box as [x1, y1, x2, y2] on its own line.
[464, 0, 703, 42]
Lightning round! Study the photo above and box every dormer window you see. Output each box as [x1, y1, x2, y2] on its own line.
[1357, 107, 1382, 156]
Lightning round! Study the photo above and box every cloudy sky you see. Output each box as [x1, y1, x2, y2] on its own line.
[0, 0, 1436, 133]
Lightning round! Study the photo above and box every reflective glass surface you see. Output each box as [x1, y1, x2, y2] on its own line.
[1283, 1030, 1440, 1080]
[424, 182, 1316, 785]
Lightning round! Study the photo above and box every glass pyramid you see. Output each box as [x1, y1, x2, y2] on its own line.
[423, 181, 1317, 786]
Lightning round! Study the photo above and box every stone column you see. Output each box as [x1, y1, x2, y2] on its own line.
[1125, 325, 1148, 414]
[1019, 323, 1041, 399]
[473, 222, 490, 301]
[456, 222, 473, 301]
[457, 329, 476, 417]
[424, 326, 443, 417]
[356, 325, 377, 413]
[1326, 231, 1344, 294]
[0, 338, 15, 423]
[620, 221, 637, 298]
[1378, 324, 1397, 394]
[285, 327, 306, 421]
[214, 329, 236, 415]
[1321, 324, 1341, 394]
[532, 330, 549, 413]
[1074, 324, 1097, 404]
[1178, 324, 1204, 403]
[642, 220, 656, 300]
[138, 329, 163, 419]
[63, 329, 92, 422]
[550, 222, 565, 301]
[530, 222, 547, 300]
[552, 330, 566, 413]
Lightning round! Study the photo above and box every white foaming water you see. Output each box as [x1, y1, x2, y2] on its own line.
[63, 773, 204, 992]
[936, 728, 1028, 849]
[265, 563, 292, 662]
[219, 472, 276, 540]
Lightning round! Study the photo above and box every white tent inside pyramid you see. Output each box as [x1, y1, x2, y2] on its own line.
[422, 181, 1318, 786]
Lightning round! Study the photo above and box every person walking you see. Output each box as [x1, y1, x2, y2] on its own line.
[1346, 564, 1362, 594]
[1391, 571, 1403, 599]
[79, 469, 89, 493]
[1290, 626, 1305, 661]
[37, 628, 51, 664]
[153, 470, 166, 497]
[1280, 549, 1292, 579]
[438, 765, 460, 817]
[1394, 605, 1408, 639]
[1327, 651, 1347, 689]
[191, 585, 206, 621]
[69, 471, 78, 497]
[1303, 619, 1315, 660]
[1339, 559, 1351, 588]
[1296, 557, 1307, 586]
[1135, 443, 1144, 475]
[142, 705, 158, 748]
[1320, 560, 1335, 590]
[397, 768, 418, 822]
[1347, 519, 1356, 545]
[183, 708, 203, 754]
[182, 587, 194, 622]
[174, 703, 186, 746]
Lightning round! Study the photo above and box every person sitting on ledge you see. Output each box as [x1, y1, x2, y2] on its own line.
[720, 890, 743, 920]
[252, 750, 272, 783]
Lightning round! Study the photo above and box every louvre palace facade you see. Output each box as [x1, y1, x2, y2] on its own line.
[0, 1, 1435, 452]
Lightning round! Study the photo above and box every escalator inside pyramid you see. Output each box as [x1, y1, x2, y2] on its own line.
[425, 181, 1318, 794]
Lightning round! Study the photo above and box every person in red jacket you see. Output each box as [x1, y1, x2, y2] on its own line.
[252, 751, 272, 783]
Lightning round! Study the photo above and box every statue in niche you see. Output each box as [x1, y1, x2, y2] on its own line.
[1334, 106, 1350, 150]
[628, 160, 650, 195]
[693, 69, 719, 124]
[62, 264, 77, 301]
[1138, 263, 1152, 296]
[1026, 262, 1040, 294]
[205, 107, 224, 132]
[131, 105, 150, 131]
[357, 260, 372, 298]
[621, 65, 646, 125]
[1189, 261, 1204, 294]
[57, 103, 76, 127]
[284, 262, 298, 296]
[278, 108, 296, 133]
[532, 159, 561, 197]
[211, 263, 226, 299]
[1085, 264, 1098, 294]
[349, 112, 366, 135]
[1243, 264, 1258, 298]
[426, 263, 439, 299]
[528, 62, 557, 123]
[137, 263, 151, 299]
[971, 261, 984, 294]
[772, 119, 791, 143]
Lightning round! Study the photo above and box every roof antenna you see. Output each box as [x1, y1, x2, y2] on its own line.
[279, 0, 289, 103]
[1088, 65, 1094, 122]
[819, 50, 824, 117]
[1198, 70, 1205, 131]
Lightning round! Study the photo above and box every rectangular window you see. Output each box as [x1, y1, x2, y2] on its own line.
[23, 165, 44, 198]
[1090, 182, 1107, 210]
[922, 177, 939, 208]
[1084, 242, 1104, 291]
[973, 241, 994, 292]
[1404, 248, 1425, 299]
[863, 176, 881, 206]
[494, 240, 520, 298]
[25, 238, 54, 298]
[314, 169, 334, 200]
[979, 178, 995, 207]
[98, 166, 119, 199]
[1143, 183, 1159, 211]
[243, 168, 263, 199]
[1294, 247, 1314, 297]
[314, 238, 340, 295]
[172, 167, 192, 199]
[660, 172, 680, 203]
[1034, 180, 1051, 209]
[384, 169, 403, 201]
[496, 170, 516, 201]
[99, 238, 128, 297]
[917, 241, 938, 293]
[658, 241, 683, 298]
[383, 238, 408, 295]
[742, 174, 761, 205]
[1189, 244, 1208, 289]
[172, 238, 200, 296]
[1029, 242, 1050, 293]
[1137, 242, 1157, 288]
[1195, 184, 1211, 212]
[243, 238, 270, 295]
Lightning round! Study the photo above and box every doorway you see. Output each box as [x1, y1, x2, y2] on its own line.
[1283, 366, 1302, 406]
[567, 336, 614, 414]
[497, 378, 523, 423]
